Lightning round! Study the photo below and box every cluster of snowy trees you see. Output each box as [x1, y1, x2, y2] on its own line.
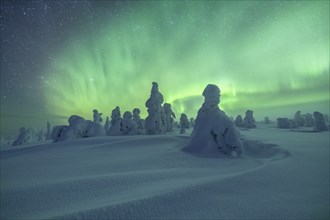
[51, 82, 178, 141]
[11, 128, 41, 146]
[234, 110, 256, 129]
[10, 82, 190, 145]
[7, 123, 52, 146]
[9, 81, 329, 150]
[9, 82, 243, 157]
[9, 83, 244, 157]
[277, 110, 328, 131]
[51, 115, 105, 142]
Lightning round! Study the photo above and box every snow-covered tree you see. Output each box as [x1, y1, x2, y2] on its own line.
[104, 116, 110, 131]
[122, 111, 138, 135]
[243, 110, 256, 128]
[234, 115, 243, 127]
[53, 115, 105, 142]
[93, 109, 103, 123]
[145, 82, 166, 134]
[294, 111, 304, 127]
[163, 103, 176, 132]
[190, 118, 195, 127]
[108, 106, 123, 136]
[37, 130, 44, 142]
[133, 108, 145, 132]
[45, 121, 52, 140]
[277, 118, 289, 128]
[51, 125, 67, 142]
[179, 113, 190, 134]
[12, 127, 36, 146]
[277, 117, 296, 129]
[264, 117, 270, 124]
[12, 127, 28, 146]
[303, 113, 314, 127]
[182, 84, 243, 156]
[313, 111, 328, 131]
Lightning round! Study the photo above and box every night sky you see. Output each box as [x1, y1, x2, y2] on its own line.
[0, 0, 329, 136]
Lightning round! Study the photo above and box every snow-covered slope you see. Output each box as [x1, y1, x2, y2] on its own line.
[1, 126, 329, 219]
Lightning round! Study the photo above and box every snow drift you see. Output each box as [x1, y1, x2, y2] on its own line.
[1, 125, 329, 219]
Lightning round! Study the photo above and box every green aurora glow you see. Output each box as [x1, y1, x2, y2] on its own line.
[44, 1, 329, 123]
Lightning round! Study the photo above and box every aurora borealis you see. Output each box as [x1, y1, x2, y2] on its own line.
[1, 1, 329, 136]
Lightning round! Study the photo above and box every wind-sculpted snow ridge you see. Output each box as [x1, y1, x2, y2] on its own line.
[1, 127, 329, 220]
[182, 136, 290, 161]
[241, 139, 291, 161]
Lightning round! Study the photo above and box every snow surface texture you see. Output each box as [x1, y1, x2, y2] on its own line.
[182, 84, 243, 156]
[1, 124, 329, 219]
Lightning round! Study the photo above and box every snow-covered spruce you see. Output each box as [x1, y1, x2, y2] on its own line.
[313, 111, 328, 131]
[234, 115, 243, 127]
[243, 110, 256, 128]
[133, 108, 145, 134]
[163, 103, 176, 132]
[45, 121, 52, 140]
[303, 113, 314, 127]
[145, 82, 166, 135]
[93, 109, 103, 123]
[121, 111, 138, 135]
[294, 110, 304, 127]
[190, 117, 195, 127]
[179, 113, 190, 134]
[264, 117, 270, 124]
[104, 116, 110, 131]
[182, 84, 243, 156]
[12, 127, 36, 146]
[107, 106, 123, 136]
[51, 125, 68, 141]
[174, 121, 179, 129]
[277, 117, 297, 129]
[53, 115, 105, 142]
[36, 130, 44, 142]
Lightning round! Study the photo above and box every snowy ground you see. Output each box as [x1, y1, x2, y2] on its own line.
[1, 125, 329, 219]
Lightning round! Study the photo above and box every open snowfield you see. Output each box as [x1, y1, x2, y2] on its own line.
[1, 124, 329, 219]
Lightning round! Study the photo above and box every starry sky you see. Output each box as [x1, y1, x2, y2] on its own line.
[0, 0, 329, 136]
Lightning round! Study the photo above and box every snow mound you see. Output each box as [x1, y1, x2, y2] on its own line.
[182, 136, 290, 161]
[242, 139, 291, 161]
